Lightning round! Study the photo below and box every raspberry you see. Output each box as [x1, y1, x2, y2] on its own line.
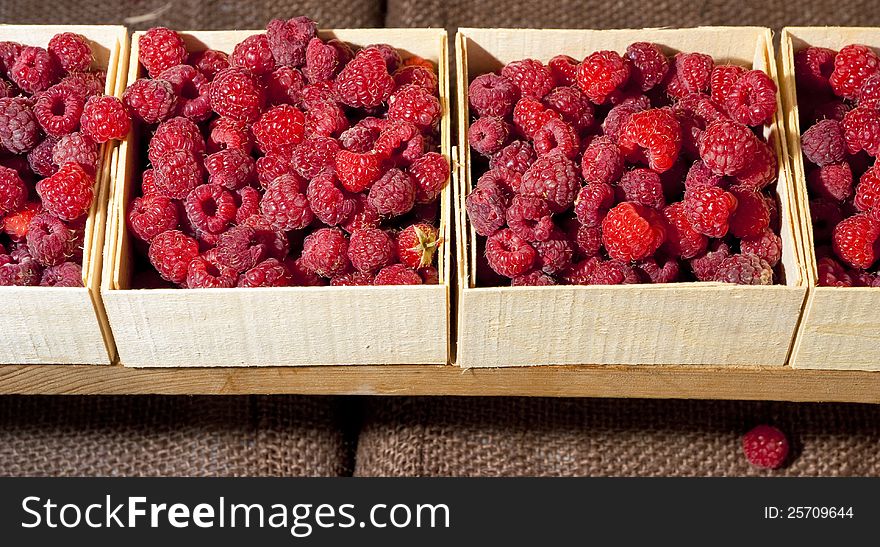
[601, 102, 645, 143]
[725, 70, 777, 127]
[741, 228, 783, 267]
[260, 175, 313, 231]
[255, 148, 299, 188]
[409, 152, 449, 203]
[542, 85, 594, 132]
[52, 132, 98, 175]
[25, 213, 76, 266]
[673, 93, 726, 158]
[80, 95, 130, 143]
[830, 44, 880, 100]
[158, 64, 209, 117]
[800, 119, 845, 166]
[28, 137, 59, 177]
[288, 136, 337, 180]
[506, 195, 553, 242]
[501, 58, 555, 99]
[709, 64, 747, 104]
[485, 228, 537, 278]
[660, 201, 707, 259]
[734, 139, 778, 191]
[138, 28, 186, 78]
[808, 162, 853, 202]
[580, 136, 623, 185]
[32, 84, 85, 137]
[328, 270, 373, 286]
[335, 150, 383, 193]
[266, 17, 316, 68]
[123, 78, 177, 124]
[186, 251, 237, 289]
[811, 99, 851, 123]
[742, 424, 789, 469]
[9, 46, 59, 93]
[685, 186, 738, 238]
[561, 257, 600, 284]
[128, 194, 179, 242]
[148, 230, 198, 284]
[548, 55, 578, 87]
[343, 227, 393, 274]
[250, 104, 305, 154]
[699, 119, 758, 176]
[795, 47, 836, 94]
[0, 252, 40, 286]
[47, 32, 92, 74]
[491, 140, 536, 174]
[574, 182, 614, 228]
[387, 84, 441, 131]
[833, 213, 880, 268]
[40, 262, 83, 287]
[636, 257, 680, 284]
[533, 118, 579, 159]
[533, 236, 574, 274]
[466, 117, 507, 157]
[619, 168, 665, 209]
[189, 49, 229, 79]
[817, 256, 853, 286]
[855, 164, 880, 212]
[842, 107, 880, 155]
[665, 52, 714, 99]
[36, 163, 93, 221]
[576, 50, 630, 104]
[0, 166, 27, 214]
[857, 73, 880, 110]
[684, 160, 723, 190]
[466, 182, 508, 237]
[204, 148, 254, 190]
[307, 171, 355, 227]
[339, 117, 383, 153]
[626, 42, 669, 92]
[371, 264, 420, 285]
[0, 97, 40, 154]
[691, 241, 730, 280]
[510, 98, 555, 140]
[468, 73, 518, 118]
[618, 108, 681, 173]
[374, 120, 424, 164]
[304, 38, 351, 83]
[153, 151, 204, 200]
[210, 67, 265, 123]
[299, 227, 349, 277]
[148, 117, 205, 165]
[360, 44, 400, 73]
[304, 100, 348, 138]
[183, 183, 235, 235]
[299, 81, 338, 109]
[393, 65, 437, 94]
[602, 202, 666, 261]
[212, 225, 266, 273]
[519, 152, 579, 212]
[477, 167, 520, 196]
[208, 117, 252, 154]
[714, 253, 773, 285]
[368, 168, 416, 217]
[729, 186, 770, 238]
[590, 259, 641, 285]
[0, 41, 23, 76]
[2, 201, 40, 241]
[232, 258, 292, 288]
[511, 270, 556, 286]
[230, 34, 275, 75]
[265, 66, 306, 106]
[335, 49, 394, 108]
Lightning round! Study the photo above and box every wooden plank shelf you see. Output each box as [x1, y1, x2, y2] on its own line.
[0, 364, 877, 402]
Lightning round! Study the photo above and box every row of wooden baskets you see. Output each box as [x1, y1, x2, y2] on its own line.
[0, 24, 875, 371]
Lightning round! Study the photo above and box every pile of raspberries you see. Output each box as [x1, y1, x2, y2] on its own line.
[125, 20, 448, 289]
[465, 44, 782, 286]
[796, 44, 880, 286]
[0, 33, 129, 286]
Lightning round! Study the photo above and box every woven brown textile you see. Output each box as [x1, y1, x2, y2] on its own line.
[355, 397, 880, 476]
[385, 0, 880, 29]
[0, 396, 355, 476]
[0, 0, 384, 30]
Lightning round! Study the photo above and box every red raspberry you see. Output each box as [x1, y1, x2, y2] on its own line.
[128, 194, 179, 242]
[9, 46, 60, 93]
[233, 186, 259, 224]
[581, 136, 623, 185]
[684, 159, 723, 190]
[409, 152, 449, 203]
[304, 100, 349, 138]
[230, 34, 275, 75]
[251, 104, 305, 153]
[812, 99, 852, 123]
[305, 170, 352, 226]
[561, 257, 600, 285]
[331, 270, 374, 286]
[158, 64, 210, 118]
[335, 150, 383, 193]
[56, 71, 105, 97]
[80, 95, 130, 143]
[491, 140, 536, 174]
[388, 84, 441, 131]
[148, 117, 205, 164]
[396, 223, 440, 269]
[542, 85, 594, 132]
[138, 28, 186, 78]
[148, 229, 198, 284]
[714, 253, 773, 285]
[28, 137, 59, 177]
[0, 41, 23, 76]
[40, 262, 83, 287]
[733, 138, 777, 191]
[512, 270, 556, 286]
[548, 55, 578, 86]
[533, 118, 579, 159]
[372, 264, 420, 285]
[336, 49, 394, 108]
[602, 202, 666, 261]
[301, 227, 350, 277]
[0, 252, 40, 286]
[574, 182, 615, 228]
[186, 251, 237, 289]
[208, 117, 252, 154]
[267, 17, 317, 67]
[842, 107, 880, 155]
[833, 213, 880, 268]
[2, 201, 40, 241]
[299, 81, 338, 109]
[855, 165, 880, 212]
[626, 42, 669, 92]
[729, 186, 770, 238]
[338, 193, 379, 235]
[340, 117, 382, 152]
[619, 168, 665, 209]
[477, 167, 520, 196]
[235, 258, 291, 288]
[741, 228, 783, 267]
[512, 97, 559, 139]
[188, 49, 229, 79]
[25, 213, 76, 266]
[0, 97, 40, 154]
[506, 195, 553, 242]
[501, 58, 555, 99]
[48, 32, 92, 73]
[140, 168, 158, 195]
[184, 184, 236, 235]
[685, 185, 738, 238]
[205, 148, 254, 190]
[699, 118, 758, 176]
[485, 228, 537, 278]
[601, 101, 646, 143]
[519, 152, 579, 212]
[857, 73, 880, 110]
[468, 116, 510, 156]
[153, 151, 204, 200]
[466, 182, 508, 237]
[725, 70, 777, 126]
[636, 257, 681, 284]
[305, 38, 351, 83]
[0, 166, 27, 214]
[674, 93, 726, 159]
[291, 136, 339, 179]
[576, 50, 630, 104]
[665, 52, 714, 99]
[260, 175, 313, 231]
[210, 67, 265, 123]
[817, 256, 853, 286]
[368, 168, 416, 217]
[742, 425, 789, 469]
[795, 47, 836, 94]
[661, 201, 707, 259]
[709, 64, 747, 104]
[808, 162, 853, 202]
[214, 225, 268, 273]
[618, 108, 682, 173]
[589, 259, 641, 285]
[830, 44, 880, 100]
[53, 132, 98, 175]
[393, 65, 437, 94]
[801, 119, 845, 166]
[374, 120, 425, 165]
[533, 236, 575, 275]
[36, 163, 93, 221]
[123, 78, 177, 124]
[254, 148, 297, 188]
[468, 73, 518, 118]
[32, 84, 85, 137]
[265, 66, 305, 106]
[347, 227, 395, 274]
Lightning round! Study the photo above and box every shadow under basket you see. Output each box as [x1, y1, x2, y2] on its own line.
[0, 25, 128, 365]
[102, 29, 452, 367]
[454, 27, 809, 368]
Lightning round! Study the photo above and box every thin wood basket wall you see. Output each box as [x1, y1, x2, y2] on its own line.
[102, 29, 452, 367]
[0, 25, 127, 365]
[455, 27, 809, 368]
